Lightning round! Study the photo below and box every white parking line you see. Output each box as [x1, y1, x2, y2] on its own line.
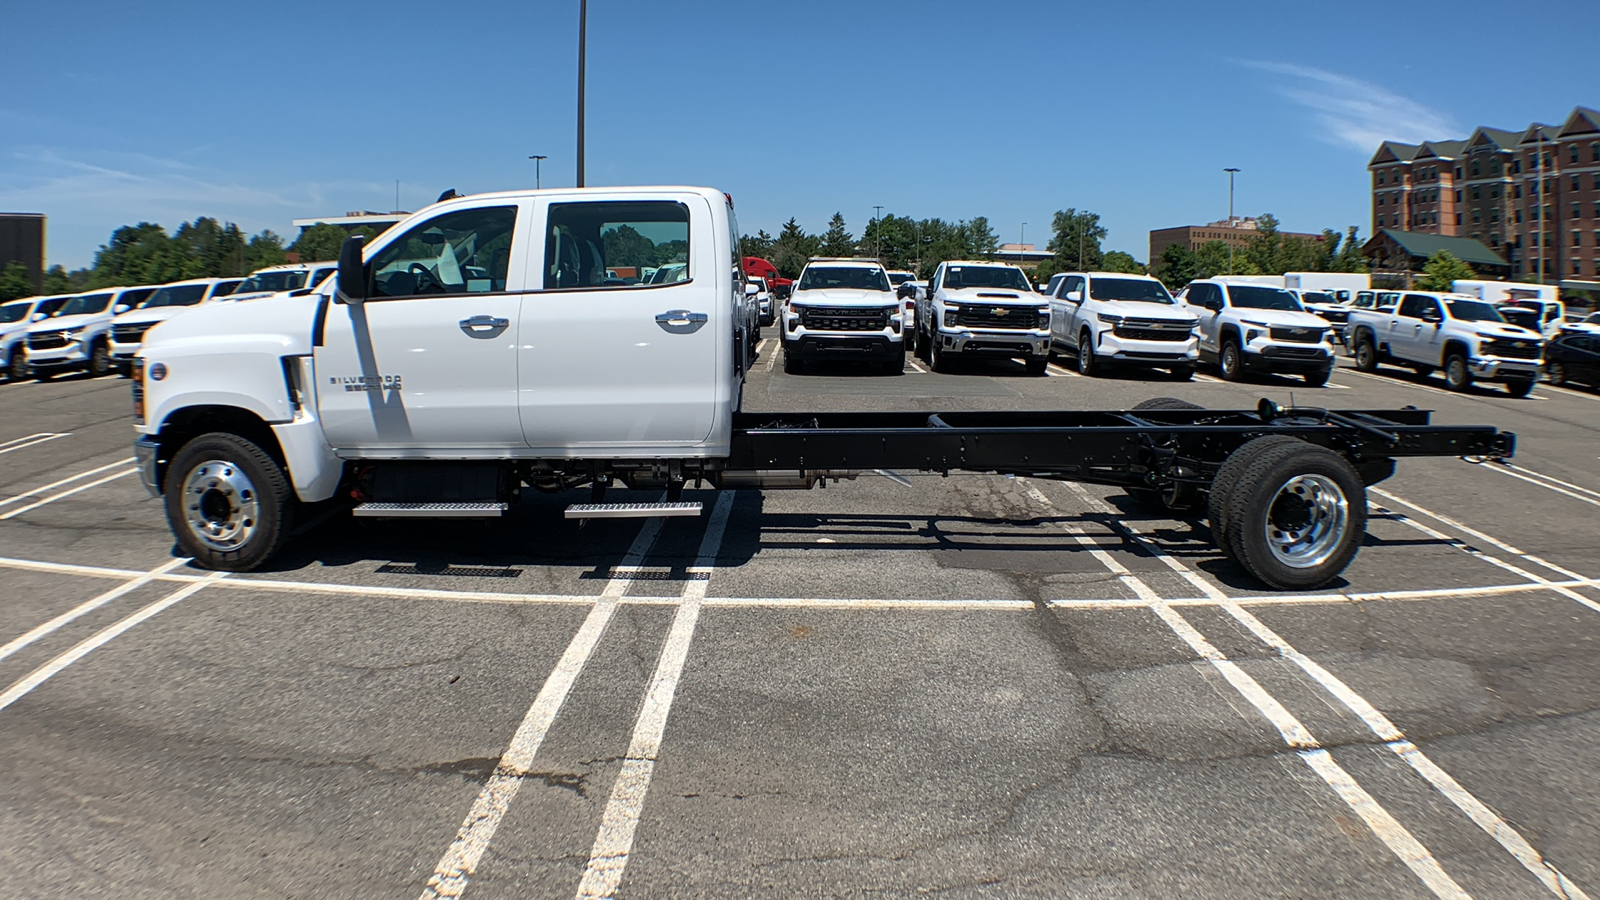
[755, 339, 767, 355]
[1541, 383, 1600, 403]
[0, 468, 139, 520]
[1193, 372, 1226, 383]
[1371, 487, 1593, 583]
[0, 571, 225, 715]
[575, 491, 736, 899]
[1055, 482, 1591, 899]
[1046, 362, 1078, 377]
[1022, 482, 1469, 899]
[764, 344, 779, 373]
[1471, 463, 1600, 511]
[0, 558, 191, 665]
[419, 516, 666, 900]
[1478, 460, 1600, 503]
[0, 433, 71, 455]
[0, 457, 137, 509]
[906, 359, 928, 374]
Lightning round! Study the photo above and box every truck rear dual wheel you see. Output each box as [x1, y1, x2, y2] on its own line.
[1208, 436, 1366, 590]
[164, 432, 298, 571]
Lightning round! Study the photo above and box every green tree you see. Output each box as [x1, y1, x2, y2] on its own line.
[0, 262, 32, 301]
[771, 218, 819, 278]
[963, 216, 998, 258]
[1332, 226, 1369, 272]
[820, 212, 854, 257]
[244, 230, 288, 272]
[1157, 244, 1197, 289]
[1047, 209, 1106, 271]
[1417, 250, 1476, 290]
[1193, 240, 1259, 279]
[739, 230, 773, 260]
[287, 223, 353, 263]
[1101, 251, 1146, 274]
[42, 265, 72, 294]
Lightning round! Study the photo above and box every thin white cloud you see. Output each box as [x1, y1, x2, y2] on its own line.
[1237, 60, 1459, 152]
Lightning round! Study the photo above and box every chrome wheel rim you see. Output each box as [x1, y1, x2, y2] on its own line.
[181, 459, 260, 552]
[1222, 345, 1238, 375]
[1448, 358, 1466, 386]
[1264, 473, 1348, 569]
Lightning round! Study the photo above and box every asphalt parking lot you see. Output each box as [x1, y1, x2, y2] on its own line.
[2, 347, 1598, 899]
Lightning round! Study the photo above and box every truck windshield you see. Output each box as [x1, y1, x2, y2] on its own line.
[797, 267, 890, 291]
[1446, 300, 1507, 323]
[56, 293, 113, 317]
[0, 303, 29, 324]
[1090, 278, 1173, 304]
[1227, 285, 1303, 311]
[943, 266, 1031, 292]
[888, 272, 913, 286]
[235, 271, 308, 293]
[141, 285, 210, 309]
[1301, 291, 1336, 305]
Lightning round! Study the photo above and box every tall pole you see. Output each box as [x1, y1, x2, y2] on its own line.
[395, 179, 400, 212]
[1535, 133, 1544, 284]
[576, 0, 587, 188]
[873, 205, 883, 259]
[1224, 167, 1240, 275]
[529, 155, 547, 190]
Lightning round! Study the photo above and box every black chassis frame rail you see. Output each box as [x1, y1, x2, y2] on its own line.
[728, 403, 1515, 491]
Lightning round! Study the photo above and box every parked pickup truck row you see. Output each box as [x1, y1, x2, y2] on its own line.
[1344, 291, 1544, 396]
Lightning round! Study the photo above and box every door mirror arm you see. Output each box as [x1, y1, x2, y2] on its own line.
[336, 235, 369, 305]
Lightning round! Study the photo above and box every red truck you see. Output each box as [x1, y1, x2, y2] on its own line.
[742, 257, 792, 299]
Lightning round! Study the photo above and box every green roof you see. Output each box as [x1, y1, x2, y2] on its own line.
[1370, 230, 1508, 268]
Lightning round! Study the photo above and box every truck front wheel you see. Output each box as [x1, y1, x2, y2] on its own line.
[1213, 437, 1366, 590]
[1444, 353, 1473, 392]
[1353, 335, 1380, 372]
[1503, 377, 1535, 398]
[89, 341, 113, 378]
[930, 336, 954, 373]
[1218, 338, 1244, 381]
[164, 432, 297, 571]
[1024, 357, 1047, 377]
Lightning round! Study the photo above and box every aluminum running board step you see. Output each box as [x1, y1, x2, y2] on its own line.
[352, 502, 509, 518]
[564, 501, 703, 520]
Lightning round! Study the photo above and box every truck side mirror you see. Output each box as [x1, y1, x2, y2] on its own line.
[1065, 290, 1083, 303]
[114, 304, 130, 314]
[31, 312, 46, 322]
[745, 283, 759, 297]
[1204, 297, 1223, 312]
[337, 235, 368, 305]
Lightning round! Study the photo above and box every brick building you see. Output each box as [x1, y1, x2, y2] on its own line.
[1368, 106, 1600, 284]
[1148, 216, 1323, 267]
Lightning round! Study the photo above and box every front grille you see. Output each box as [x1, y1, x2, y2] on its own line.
[1483, 338, 1542, 360]
[28, 331, 68, 350]
[955, 305, 1038, 330]
[113, 323, 154, 344]
[1269, 326, 1326, 344]
[1262, 345, 1328, 359]
[1114, 320, 1192, 342]
[800, 307, 890, 332]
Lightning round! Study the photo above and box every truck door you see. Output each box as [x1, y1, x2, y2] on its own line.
[518, 196, 718, 451]
[1056, 275, 1086, 347]
[314, 201, 528, 451]
[1392, 294, 1436, 361]
[1189, 283, 1222, 352]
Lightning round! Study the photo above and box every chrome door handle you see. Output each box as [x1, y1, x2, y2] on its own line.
[655, 310, 708, 326]
[460, 315, 509, 332]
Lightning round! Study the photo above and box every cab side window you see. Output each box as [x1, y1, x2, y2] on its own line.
[544, 201, 690, 289]
[369, 205, 518, 299]
[1064, 275, 1085, 298]
[1398, 294, 1437, 319]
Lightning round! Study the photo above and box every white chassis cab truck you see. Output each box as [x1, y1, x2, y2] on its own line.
[133, 186, 1516, 591]
[1046, 271, 1199, 379]
[781, 257, 905, 374]
[1344, 290, 1544, 396]
[915, 260, 1050, 375]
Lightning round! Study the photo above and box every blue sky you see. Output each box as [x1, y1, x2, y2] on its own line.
[2, 0, 1593, 269]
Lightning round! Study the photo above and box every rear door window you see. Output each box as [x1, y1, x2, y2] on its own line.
[544, 201, 690, 290]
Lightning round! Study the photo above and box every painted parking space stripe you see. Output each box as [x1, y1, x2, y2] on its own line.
[1045, 362, 1078, 377]
[1477, 465, 1600, 511]
[1371, 487, 1594, 584]
[1471, 459, 1600, 504]
[1340, 367, 1548, 401]
[0, 571, 225, 715]
[0, 468, 139, 520]
[1054, 482, 1592, 899]
[419, 516, 666, 899]
[575, 491, 737, 899]
[0, 457, 137, 508]
[0, 557, 191, 664]
[906, 359, 928, 374]
[0, 432, 71, 455]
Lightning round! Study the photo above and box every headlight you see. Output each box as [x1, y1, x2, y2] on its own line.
[943, 308, 958, 328]
[1241, 319, 1271, 328]
[1096, 312, 1123, 324]
[1037, 308, 1051, 329]
[1246, 329, 1263, 343]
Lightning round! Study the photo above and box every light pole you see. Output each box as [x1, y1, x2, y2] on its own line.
[528, 155, 547, 190]
[1224, 167, 1241, 274]
[576, 0, 587, 188]
[873, 205, 884, 259]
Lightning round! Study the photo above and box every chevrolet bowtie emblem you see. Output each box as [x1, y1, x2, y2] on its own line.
[992, 307, 1008, 316]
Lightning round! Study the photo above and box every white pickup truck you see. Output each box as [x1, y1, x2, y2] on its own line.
[130, 185, 1518, 591]
[1176, 277, 1336, 385]
[108, 278, 242, 373]
[1045, 271, 1198, 378]
[25, 285, 160, 380]
[1344, 291, 1544, 396]
[914, 260, 1050, 375]
[781, 258, 903, 374]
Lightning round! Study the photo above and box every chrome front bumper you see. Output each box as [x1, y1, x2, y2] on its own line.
[135, 435, 161, 497]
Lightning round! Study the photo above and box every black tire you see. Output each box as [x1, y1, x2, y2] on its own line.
[1444, 352, 1473, 392]
[1503, 377, 1535, 398]
[164, 432, 297, 572]
[1219, 338, 1245, 381]
[1133, 397, 1203, 411]
[1076, 330, 1098, 376]
[89, 341, 113, 378]
[1024, 357, 1047, 377]
[1206, 435, 1309, 553]
[1411, 364, 1435, 377]
[34, 368, 53, 382]
[1302, 367, 1331, 387]
[783, 349, 803, 374]
[1126, 398, 1207, 513]
[915, 325, 930, 360]
[1170, 365, 1195, 381]
[4, 350, 22, 383]
[885, 343, 907, 375]
[1546, 360, 1568, 385]
[1216, 438, 1367, 590]
[930, 335, 954, 373]
[1353, 334, 1380, 372]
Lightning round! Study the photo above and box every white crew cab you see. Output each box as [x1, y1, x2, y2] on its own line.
[1176, 277, 1336, 385]
[748, 275, 774, 326]
[781, 257, 904, 374]
[3, 295, 74, 381]
[1344, 291, 1543, 396]
[914, 260, 1049, 375]
[24, 285, 161, 380]
[108, 278, 244, 372]
[226, 262, 337, 303]
[1045, 271, 1198, 378]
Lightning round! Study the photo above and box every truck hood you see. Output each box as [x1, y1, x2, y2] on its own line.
[1102, 301, 1195, 322]
[791, 289, 897, 308]
[945, 288, 1040, 305]
[143, 291, 321, 356]
[1228, 309, 1330, 329]
[27, 312, 104, 333]
[1468, 323, 1541, 340]
[114, 306, 194, 328]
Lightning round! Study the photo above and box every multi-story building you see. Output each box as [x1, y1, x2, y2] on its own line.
[1148, 217, 1323, 267]
[0, 213, 46, 294]
[1369, 106, 1600, 284]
